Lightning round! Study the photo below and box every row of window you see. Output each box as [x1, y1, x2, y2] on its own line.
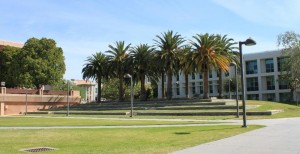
[173, 75, 288, 96]
[246, 57, 286, 74]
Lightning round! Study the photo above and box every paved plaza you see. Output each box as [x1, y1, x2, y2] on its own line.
[172, 118, 300, 154]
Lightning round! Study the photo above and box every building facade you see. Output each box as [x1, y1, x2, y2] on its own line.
[157, 50, 297, 102]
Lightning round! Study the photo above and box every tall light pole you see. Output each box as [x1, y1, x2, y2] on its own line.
[239, 38, 256, 127]
[229, 79, 232, 99]
[124, 74, 133, 117]
[231, 62, 239, 118]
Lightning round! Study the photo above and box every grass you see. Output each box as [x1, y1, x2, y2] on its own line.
[247, 100, 300, 119]
[0, 117, 217, 127]
[0, 125, 263, 154]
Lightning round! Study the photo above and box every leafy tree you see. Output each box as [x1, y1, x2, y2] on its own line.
[82, 52, 109, 102]
[154, 30, 185, 100]
[106, 41, 131, 101]
[0, 38, 65, 88]
[0, 46, 23, 87]
[191, 33, 230, 99]
[215, 34, 237, 98]
[129, 44, 156, 101]
[277, 31, 300, 101]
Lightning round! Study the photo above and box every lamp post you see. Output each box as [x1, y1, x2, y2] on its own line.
[239, 38, 256, 127]
[229, 79, 232, 99]
[124, 74, 133, 117]
[64, 80, 71, 116]
[231, 62, 239, 118]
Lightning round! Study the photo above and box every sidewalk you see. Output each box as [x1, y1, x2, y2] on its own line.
[172, 118, 300, 154]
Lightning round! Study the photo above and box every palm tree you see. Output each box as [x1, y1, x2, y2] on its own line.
[191, 33, 230, 99]
[106, 41, 131, 101]
[178, 45, 194, 99]
[154, 49, 166, 99]
[130, 44, 156, 101]
[154, 30, 185, 100]
[215, 35, 237, 98]
[82, 52, 109, 102]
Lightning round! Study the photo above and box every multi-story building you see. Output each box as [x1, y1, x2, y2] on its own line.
[157, 50, 296, 102]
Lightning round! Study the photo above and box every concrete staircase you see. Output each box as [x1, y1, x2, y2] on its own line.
[30, 99, 281, 116]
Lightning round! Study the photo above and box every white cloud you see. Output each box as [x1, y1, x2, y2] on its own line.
[212, 0, 300, 28]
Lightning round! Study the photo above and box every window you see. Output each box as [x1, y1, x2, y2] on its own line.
[191, 73, 195, 80]
[277, 57, 287, 72]
[246, 60, 257, 74]
[266, 93, 275, 101]
[199, 73, 202, 79]
[266, 76, 275, 90]
[209, 70, 213, 78]
[279, 80, 288, 89]
[225, 72, 229, 77]
[247, 94, 259, 100]
[176, 75, 180, 81]
[209, 81, 213, 93]
[279, 93, 289, 102]
[265, 58, 274, 73]
[199, 82, 203, 94]
[176, 83, 180, 95]
[217, 71, 220, 77]
[246, 77, 259, 91]
[192, 82, 196, 94]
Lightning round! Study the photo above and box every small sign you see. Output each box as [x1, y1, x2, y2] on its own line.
[1, 82, 5, 87]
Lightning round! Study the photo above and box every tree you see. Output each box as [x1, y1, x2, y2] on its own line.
[215, 35, 237, 98]
[106, 41, 131, 101]
[191, 33, 230, 99]
[130, 44, 156, 101]
[178, 45, 194, 98]
[82, 52, 109, 102]
[154, 30, 185, 100]
[0, 46, 22, 87]
[1, 37, 65, 88]
[277, 31, 300, 101]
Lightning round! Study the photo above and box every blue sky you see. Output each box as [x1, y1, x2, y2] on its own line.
[1, 0, 300, 80]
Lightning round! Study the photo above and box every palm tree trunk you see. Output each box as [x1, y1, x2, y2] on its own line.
[203, 70, 209, 99]
[167, 66, 173, 100]
[185, 73, 189, 99]
[97, 77, 102, 103]
[218, 69, 223, 98]
[140, 74, 147, 101]
[161, 72, 165, 99]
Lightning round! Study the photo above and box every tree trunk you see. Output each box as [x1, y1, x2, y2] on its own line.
[166, 66, 173, 100]
[118, 73, 124, 101]
[203, 70, 209, 99]
[218, 69, 223, 98]
[140, 74, 147, 101]
[185, 73, 189, 99]
[161, 72, 165, 99]
[97, 77, 102, 103]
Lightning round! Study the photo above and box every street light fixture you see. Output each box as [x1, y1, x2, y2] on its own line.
[230, 62, 239, 118]
[124, 74, 133, 117]
[239, 38, 256, 127]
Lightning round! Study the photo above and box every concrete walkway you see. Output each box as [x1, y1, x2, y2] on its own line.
[172, 118, 300, 154]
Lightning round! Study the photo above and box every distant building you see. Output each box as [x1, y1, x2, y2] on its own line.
[157, 50, 297, 102]
[72, 80, 97, 102]
[0, 40, 24, 51]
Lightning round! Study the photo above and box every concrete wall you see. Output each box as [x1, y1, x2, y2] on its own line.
[0, 87, 81, 115]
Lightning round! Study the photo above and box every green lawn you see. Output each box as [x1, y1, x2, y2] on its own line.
[0, 125, 262, 154]
[0, 117, 216, 127]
